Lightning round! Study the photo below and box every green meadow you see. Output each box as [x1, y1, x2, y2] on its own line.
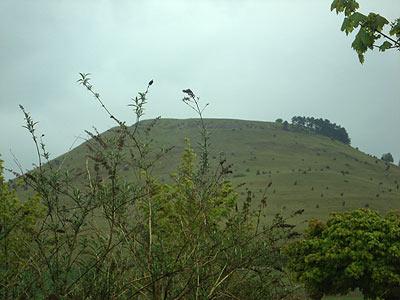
[13, 118, 400, 226]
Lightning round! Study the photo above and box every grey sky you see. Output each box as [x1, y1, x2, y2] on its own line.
[1, 0, 399, 180]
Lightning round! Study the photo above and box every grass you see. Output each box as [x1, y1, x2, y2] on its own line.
[323, 298, 362, 300]
[8, 117, 399, 298]
[13, 118, 400, 227]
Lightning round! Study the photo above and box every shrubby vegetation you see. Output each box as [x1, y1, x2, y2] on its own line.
[285, 209, 400, 300]
[290, 116, 351, 145]
[2, 75, 399, 299]
[0, 155, 46, 298]
[0, 75, 302, 299]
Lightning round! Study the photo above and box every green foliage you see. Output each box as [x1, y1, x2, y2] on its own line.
[132, 140, 299, 299]
[381, 152, 394, 163]
[286, 209, 400, 300]
[0, 154, 45, 295]
[282, 120, 289, 131]
[1, 76, 301, 299]
[331, 0, 400, 63]
[291, 116, 350, 144]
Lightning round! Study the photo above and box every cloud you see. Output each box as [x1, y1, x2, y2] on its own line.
[1, 0, 399, 179]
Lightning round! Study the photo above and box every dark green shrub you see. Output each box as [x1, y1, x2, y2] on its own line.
[286, 209, 400, 300]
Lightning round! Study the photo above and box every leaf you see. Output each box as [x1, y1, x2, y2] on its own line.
[349, 12, 367, 27]
[360, 30, 374, 49]
[331, 0, 345, 14]
[331, 0, 340, 12]
[331, 0, 360, 16]
[344, 0, 359, 17]
[352, 28, 375, 54]
[340, 13, 366, 35]
[367, 13, 389, 32]
[352, 29, 369, 52]
[389, 19, 400, 38]
[341, 18, 354, 35]
[379, 41, 393, 52]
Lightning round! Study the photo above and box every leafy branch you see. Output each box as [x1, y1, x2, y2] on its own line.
[331, 0, 400, 63]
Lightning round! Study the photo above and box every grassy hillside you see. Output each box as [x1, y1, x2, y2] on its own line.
[13, 118, 400, 225]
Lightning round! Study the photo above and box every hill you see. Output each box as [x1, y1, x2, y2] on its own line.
[12, 118, 400, 225]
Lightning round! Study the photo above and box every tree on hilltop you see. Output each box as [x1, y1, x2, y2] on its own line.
[381, 152, 394, 163]
[282, 120, 289, 131]
[291, 116, 350, 144]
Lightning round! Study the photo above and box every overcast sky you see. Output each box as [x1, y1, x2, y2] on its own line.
[1, 0, 399, 180]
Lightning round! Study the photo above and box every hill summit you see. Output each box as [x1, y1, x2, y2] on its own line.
[14, 118, 400, 223]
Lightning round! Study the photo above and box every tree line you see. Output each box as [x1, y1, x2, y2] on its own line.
[290, 116, 351, 145]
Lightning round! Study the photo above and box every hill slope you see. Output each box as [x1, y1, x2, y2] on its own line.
[14, 118, 400, 224]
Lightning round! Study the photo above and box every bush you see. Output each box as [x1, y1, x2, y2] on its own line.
[286, 209, 400, 300]
[1, 75, 301, 299]
[0, 155, 45, 297]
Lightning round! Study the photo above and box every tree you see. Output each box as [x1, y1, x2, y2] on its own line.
[275, 118, 283, 123]
[282, 120, 289, 131]
[285, 209, 400, 300]
[331, 0, 400, 63]
[381, 152, 394, 163]
[290, 116, 351, 144]
[291, 116, 306, 129]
